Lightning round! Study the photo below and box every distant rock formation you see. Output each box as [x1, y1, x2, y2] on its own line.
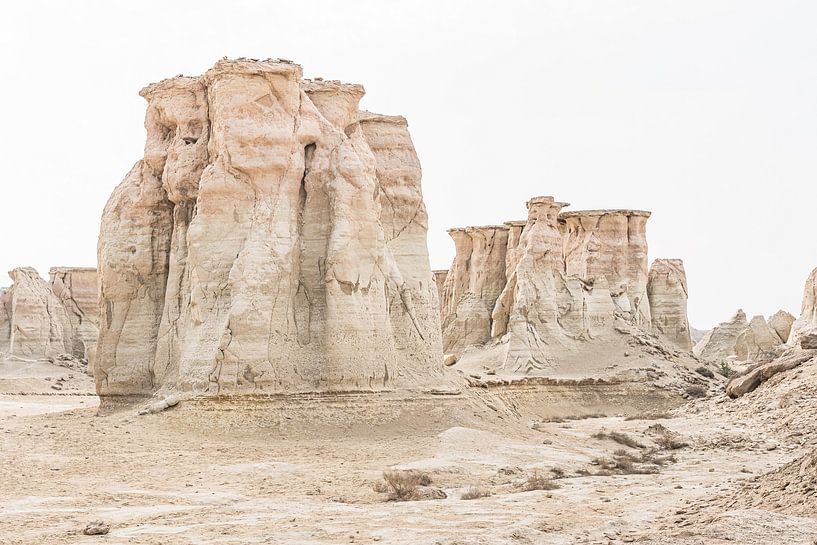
[96, 58, 443, 399]
[647, 259, 692, 351]
[695, 309, 790, 364]
[437, 195, 696, 378]
[0, 267, 98, 361]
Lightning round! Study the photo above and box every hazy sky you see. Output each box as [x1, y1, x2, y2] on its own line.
[1, 1, 815, 328]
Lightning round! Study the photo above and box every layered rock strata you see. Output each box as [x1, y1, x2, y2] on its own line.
[96, 59, 442, 399]
[0, 267, 96, 360]
[647, 259, 692, 351]
[437, 196, 696, 376]
[49, 267, 99, 359]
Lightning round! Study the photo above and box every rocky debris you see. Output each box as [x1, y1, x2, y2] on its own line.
[82, 520, 110, 536]
[799, 329, 817, 349]
[725, 349, 816, 398]
[647, 259, 692, 351]
[96, 58, 443, 399]
[768, 309, 795, 344]
[138, 394, 181, 415]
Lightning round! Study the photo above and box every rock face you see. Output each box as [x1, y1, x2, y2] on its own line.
[0, 268, 73, 359]
[647, 259, 692, 351]
[768, 310, 795, 344]
[96, 59, 443, 399]
[693, 310, 750, 361]
[436, 196, 696, 377]
[789, 267, 817, 347]
[49, 267, 99, 359]
[694, 309, 788, 363]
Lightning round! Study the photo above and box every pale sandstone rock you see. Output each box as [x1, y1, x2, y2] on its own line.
[0, 287, 10, 352]
[788, 267, 817, 347]
[49, 267, 99, 359]
[96, 59, 442, 398]
[768, 309, 795, 344]
[647, 259, 692, 351]
[738, 315, 785, 362]
[439, 225, 508, 355]
[2, 268, 73, 359]
[433, 270, 448, 298]
[693, 309, 749, 361]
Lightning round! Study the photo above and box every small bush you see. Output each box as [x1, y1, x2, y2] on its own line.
[522, 471, 561, 491]
[461, 487, 492, 500]
[654, 430, 689, 450]
[717, 362, 736, 378]
[377, 470, 433, 501]
[550, 467, 566, 479]
[695, 366, 715, 379]
[608, 431, 644, 449]
[685, 385, 707, 398]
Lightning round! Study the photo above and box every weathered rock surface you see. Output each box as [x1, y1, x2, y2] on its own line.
[788, 267, 817, 347]
[693, 310, 750, 361]
[725, 349, 817, 398]
[647, 259, 692, 351]
[49, 267, 99, 359]
[0, 268, 73, 359]
[437, 196, 706, 386]
[738, 314, 785, 362]
[96, 59, 443, 398]
[768, 309, 795, 344]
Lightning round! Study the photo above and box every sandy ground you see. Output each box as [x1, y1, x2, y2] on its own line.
[1, 363, 816, 545]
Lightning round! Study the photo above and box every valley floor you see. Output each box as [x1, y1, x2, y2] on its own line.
[1, 362, 815, 544]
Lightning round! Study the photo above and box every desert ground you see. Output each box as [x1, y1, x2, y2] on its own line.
[2, 357, 815, 545]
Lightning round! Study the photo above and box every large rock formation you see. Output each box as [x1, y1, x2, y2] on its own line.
[647, 259, 692, 351]
[96, 58, 443, 399]
[437, 196, 698, 379]
[768, 309, 795, 345]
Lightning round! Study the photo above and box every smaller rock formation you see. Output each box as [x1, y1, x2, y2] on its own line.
[768, 309, 795, 344]
[647, 259, 692, 351]
[693, 310, 750, 361]
[738, 315, 785, 362]
[0, 267, 98, 363]
[789, 267, 817, 347]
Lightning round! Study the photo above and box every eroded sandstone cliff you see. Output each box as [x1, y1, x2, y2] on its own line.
[96, 59, 442, 398]
[647, 259, 693, 351]
[437, 195, 697, 379]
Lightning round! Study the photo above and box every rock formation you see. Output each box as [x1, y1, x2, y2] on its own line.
[789, 267, 817, 347]
[0, 267, 98, 362]
[647, 259, 692, 351]
[96, 58, 442, 399]
[436, 195, 697, 378]
[49, 267, 99, 359]
[768, 309, 795, 344]
[693, 310, 750, 362]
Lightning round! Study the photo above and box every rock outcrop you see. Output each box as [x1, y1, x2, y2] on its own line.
[96, 58, 443, 399]
[647, 259, 692, 351]
[49, 267, 99, 359]
[0, 268, 73, 359]
[768, 309, 795, 344]
[789, 267, 817, 347]
[437, 195, 701, 380]
[693, 310, 750, 362]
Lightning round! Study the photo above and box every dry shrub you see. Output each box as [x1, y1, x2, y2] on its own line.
[550, 467, 566, 479]
[654, 429, 689, 450]
[624, 413, 672, 421]
[696, 366, 715, 379]
[522, 470, 561, 491]
[685, 385, 707, 398]
[461, 487, 492, 500]
[377, 470, 433, 501]
[592, 430, 644, 449]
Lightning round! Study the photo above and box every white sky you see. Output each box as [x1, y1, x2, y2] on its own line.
[1, 0, 815, 328]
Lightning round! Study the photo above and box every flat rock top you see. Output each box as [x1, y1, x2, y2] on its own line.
[560, 209, 651, 218]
